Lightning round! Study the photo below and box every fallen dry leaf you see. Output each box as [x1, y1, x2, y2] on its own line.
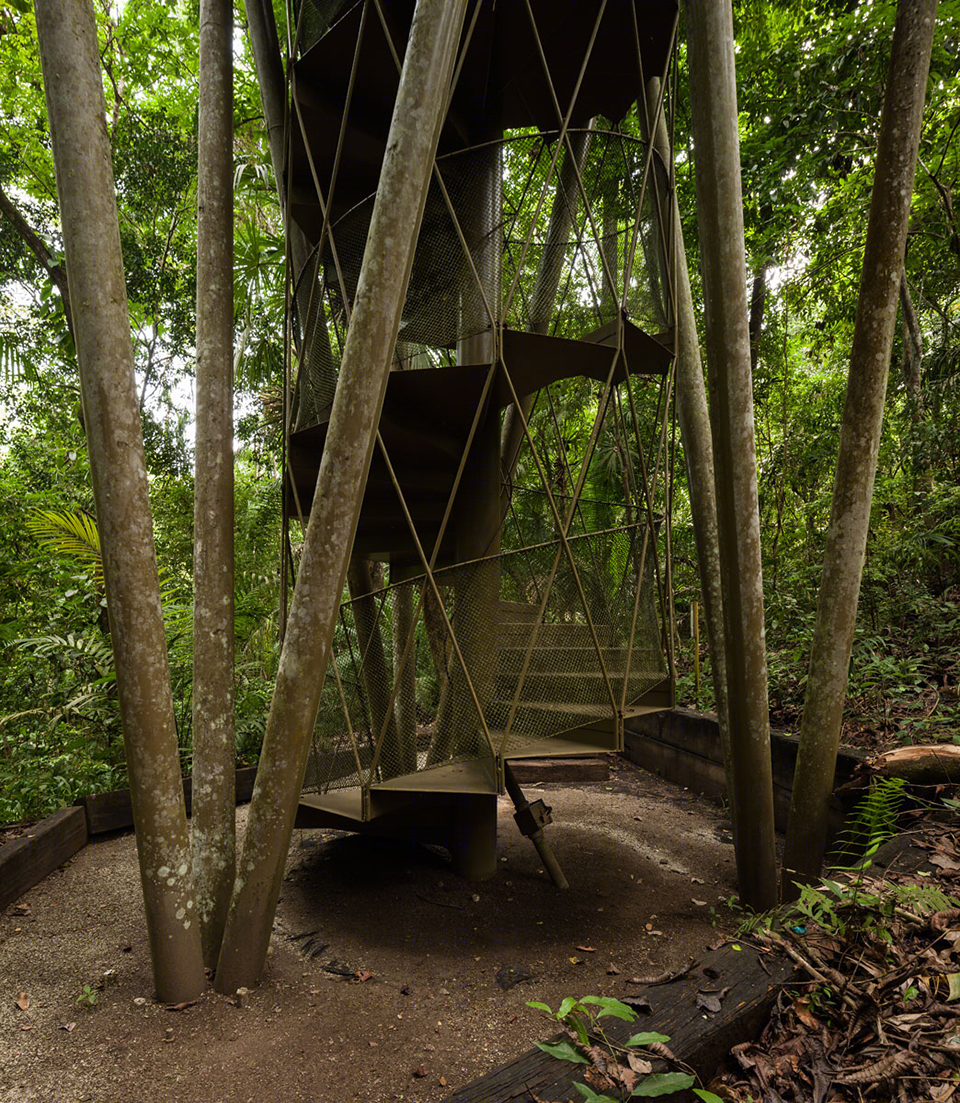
[61, 1022, 76, 1033]
[20, 1024, 32, 1031]
[15, 992, 29, 1011]
[575, 946, 597, 953]
[697, 991, 722, 1013]
[692, 898, 708, 906]
[351, 970, 373, 984]
[412, 1065, 426, 1078]
[165, 999, 200, 1011]
[627, 1053, 652, 1075]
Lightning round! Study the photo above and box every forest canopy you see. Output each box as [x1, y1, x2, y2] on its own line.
[0, 0, 958, 824]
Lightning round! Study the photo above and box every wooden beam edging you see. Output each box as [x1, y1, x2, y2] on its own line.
[1, 768, 260, 913]
[445, 939, 795, 1102]
[0, 806, 88, 911]
[623, 708, 865, 837]
[80, 765, 260, 836]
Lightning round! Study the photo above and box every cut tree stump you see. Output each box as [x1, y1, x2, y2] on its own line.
[445, 939, 793, 1102]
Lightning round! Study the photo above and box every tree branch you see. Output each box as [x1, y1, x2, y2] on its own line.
[0, 179, 74, 336]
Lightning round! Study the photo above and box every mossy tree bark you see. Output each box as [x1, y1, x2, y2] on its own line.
[34, 0, 205, 1002]
[192, 0, 236, 969]
[214, 0, 470, 992]
[782, 0, 938, 898]
[685, 0, 778, 911]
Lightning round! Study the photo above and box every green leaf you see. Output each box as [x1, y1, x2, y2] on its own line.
[578, 996, 637, 1021]
[946, 973, 960, 1002]
[573, 1084, 619, 1103]
[625, 1031, 672, 1047]
[631, 1073, 696, 1096]
[534, 1039, 590, 1065]
[526, 1001, 553, 1014]
[557, 996, 579, 1019]
[693, 1091, 725, 1103]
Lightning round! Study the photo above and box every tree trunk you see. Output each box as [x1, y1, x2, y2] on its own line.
[500, 128, 593, 484]
[214, 0, 470, 992]
[346, 558, 404, 778]
[192, 0, 236, 970]
[749, 266, 767, 376]
[782, 0, 938, 898]
[34, 0, 205, 1002]
[642, 78, 734, 832]
[685, 0, 778, 911]
[244, 0, 309, 277]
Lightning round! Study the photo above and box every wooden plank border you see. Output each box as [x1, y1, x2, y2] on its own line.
[623, 707, 865, 837]
[0, 805, 88, 911]
[446, 940, 794, 1102]
[80, 765, 260, 835]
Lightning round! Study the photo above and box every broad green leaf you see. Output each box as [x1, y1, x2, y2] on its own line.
[631, 1072, 696, 1096]
[573, 1084, 619, 1103]
[534, 1039, 590, 1065]
[693, 1091, 725, 1103]
[578, 996, 637, 1021]
[625, 1031, 671, 1047]
[558, 997, 579, 1019]
[526, 1001, 552, 1013]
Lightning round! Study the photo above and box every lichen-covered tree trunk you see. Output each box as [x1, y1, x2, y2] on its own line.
[685, 0, 778, 911]
[192, 0, 235, 969]
[214, 0, 470, 992]
[34, 0, 204, 1002]
[782, 0, 938, 897]
[642, 78, 733, 829]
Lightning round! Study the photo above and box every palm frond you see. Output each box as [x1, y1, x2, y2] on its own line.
[16, 632, 116, 678]
[24, 509, 103, 586]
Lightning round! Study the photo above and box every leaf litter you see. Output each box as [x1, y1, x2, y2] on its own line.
[709, 808, 960, 1102]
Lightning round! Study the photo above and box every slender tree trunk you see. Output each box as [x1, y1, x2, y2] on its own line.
[34, 0, 204, 1002]
[346, 558, 403, 778]
[685, 0, 778, 911]
[500, 128, 593, 483]
[749, 266, 767, 376]
[215, 0, 470, 991]
[192, 0, 235, 969]
[782, 0, 937, 897]
[643, 78, 733, 828]
[245, 0, 309, 277]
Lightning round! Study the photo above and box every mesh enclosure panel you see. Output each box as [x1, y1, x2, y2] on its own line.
[293, 0, 358, 53]
[303, 525, 667, 797]
[291, 131, 665, 429]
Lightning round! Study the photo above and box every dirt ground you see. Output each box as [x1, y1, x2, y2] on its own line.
[1, 760, 740, 1103]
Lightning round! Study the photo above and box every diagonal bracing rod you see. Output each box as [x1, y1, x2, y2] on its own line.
[503, 763, 568, 890]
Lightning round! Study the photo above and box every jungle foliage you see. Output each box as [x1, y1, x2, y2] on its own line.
[0, 0, 959, 821]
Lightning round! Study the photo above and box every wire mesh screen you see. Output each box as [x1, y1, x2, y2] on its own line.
[303, 525, 667, 799]
[293, 0, 359, 52]
[291, 130, 665, 430]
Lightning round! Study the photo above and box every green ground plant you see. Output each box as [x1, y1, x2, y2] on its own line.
[526, 995, 720, 1101]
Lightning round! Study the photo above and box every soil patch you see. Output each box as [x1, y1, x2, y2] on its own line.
[1, 761, 739, 1102]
